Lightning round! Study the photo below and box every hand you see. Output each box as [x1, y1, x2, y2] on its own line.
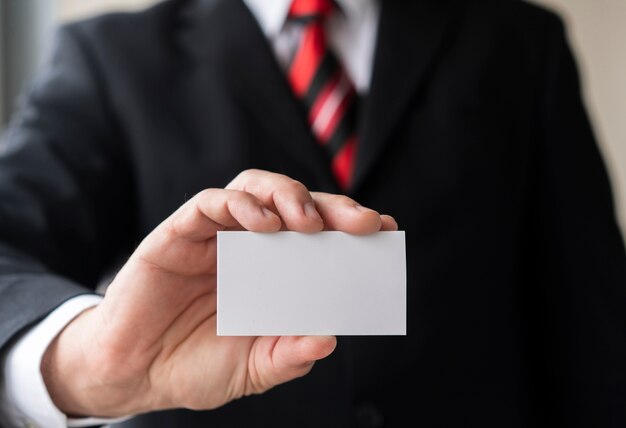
[41, 169, 398, 417]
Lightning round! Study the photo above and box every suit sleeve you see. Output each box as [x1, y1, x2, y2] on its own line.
[0, 25, 134, 351]
[530, 15, 626, 427]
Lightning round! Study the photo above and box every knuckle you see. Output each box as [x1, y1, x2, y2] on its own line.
[227, 169, 254, 189]
[236, 168, 263, 182]
[168, 215, 184, 237]
[196, 188, 258, 212]
[331, 194, 355, 205]
[230, 188, 253, 203]
[282, 179, 309, 195]
[226, 190, 259, 214]
[239, 168, 258, 178]
[195, 188, 217, 201]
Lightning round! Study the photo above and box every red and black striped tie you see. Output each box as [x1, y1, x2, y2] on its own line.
[287, 0, 357, 191]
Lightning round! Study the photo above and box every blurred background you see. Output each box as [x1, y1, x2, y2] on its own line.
[0, 0, 624, 235]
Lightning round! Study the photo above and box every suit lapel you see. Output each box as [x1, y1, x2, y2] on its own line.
[178, 0, 337, 190]
[352, 0, 457, 192]
[177, 0, 458, 193]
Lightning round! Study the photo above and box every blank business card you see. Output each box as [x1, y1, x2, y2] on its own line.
[217, 231, 406, 336]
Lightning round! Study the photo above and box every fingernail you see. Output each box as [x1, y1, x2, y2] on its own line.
[304, 202, 323, 222]
[262, 207, 275, 218]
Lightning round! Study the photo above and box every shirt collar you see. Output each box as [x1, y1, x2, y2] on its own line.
[243, 0, 373, 38]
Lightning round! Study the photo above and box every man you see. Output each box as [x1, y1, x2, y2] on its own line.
[1, 0, 625, 427]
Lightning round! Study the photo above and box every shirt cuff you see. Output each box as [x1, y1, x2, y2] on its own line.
[1, 295, 133, 427]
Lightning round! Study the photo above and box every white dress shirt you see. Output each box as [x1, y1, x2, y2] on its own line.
[246, 0, 380, 94]
[0, 295, 131, 428]
[0, 0, 380, 426]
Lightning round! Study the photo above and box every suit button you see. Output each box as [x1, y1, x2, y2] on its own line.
[355, 402, 385, 428]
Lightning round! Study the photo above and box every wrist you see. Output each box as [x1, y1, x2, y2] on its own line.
[40, 306, 97, 417]
[40, 306, 149, 418]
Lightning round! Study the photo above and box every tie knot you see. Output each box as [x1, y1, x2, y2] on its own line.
[288, 0, 334, 22]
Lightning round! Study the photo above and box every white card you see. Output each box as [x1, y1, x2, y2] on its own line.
[217, 231, 406, 336]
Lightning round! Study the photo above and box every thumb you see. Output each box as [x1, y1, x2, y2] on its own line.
[247, 336, 337, 394]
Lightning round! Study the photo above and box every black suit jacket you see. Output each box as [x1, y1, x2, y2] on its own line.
[1, 0, 625, 427]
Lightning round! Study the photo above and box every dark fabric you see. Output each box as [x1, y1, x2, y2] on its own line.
[0, 0, 625, 427]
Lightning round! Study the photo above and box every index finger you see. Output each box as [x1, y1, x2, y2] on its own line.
[169, 188, 282, 241]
